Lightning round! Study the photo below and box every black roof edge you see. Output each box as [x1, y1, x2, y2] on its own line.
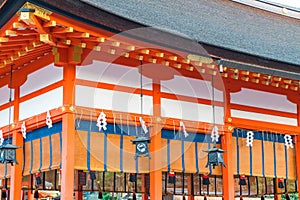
[256, 0, 300, 13]
[27, 0, 120, 34]
[201, 42, 300, 80]
[1, 0, 300, 80]
[0, 0, 26, 28]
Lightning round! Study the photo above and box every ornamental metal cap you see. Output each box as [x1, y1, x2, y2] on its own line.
[131, 137, 151, 144]
[19, 8, 35, 12]
[202, 146, 226, 153]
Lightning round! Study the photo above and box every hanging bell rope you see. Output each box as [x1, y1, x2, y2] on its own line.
[8, 64, 13, 140]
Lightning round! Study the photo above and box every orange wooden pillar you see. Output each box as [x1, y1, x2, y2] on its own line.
[60, 63, 76, 200]
[296, 104, 300, 199]
[222, 83, 235, 200]
[221, 131, 235, 200]
[149, 81, 162, 200]
[296, 109, 300, 200]
[10, 87, 23, 200]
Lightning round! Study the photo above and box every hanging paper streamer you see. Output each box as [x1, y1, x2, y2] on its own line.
[139, 116, 148, 134]
[0, 130, 3, 146]
[246, 131, 254, 147]
[21, 121, 26, 139]
[211, 125, 219, 142]
[179, 121, 189, 138]
[127, 115, 130, 135]
[46, 110, 53, 128]
[284, 134, 293, 148]
[173, 120, 176, 137]
[96, 112, 107, 131]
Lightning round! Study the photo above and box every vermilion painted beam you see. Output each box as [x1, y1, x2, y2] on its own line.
[76, 79, 153, 96]
[231, 103, 297, 119]
[232, 117, 300, 134]
[0, 15, 18, 37]
[0, 52, 53, 88]
[0, 35, 38, 42]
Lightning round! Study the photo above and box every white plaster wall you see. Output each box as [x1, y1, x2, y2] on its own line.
[19, 87, 63, 120]
[161, 76, 223, 101]
[0, 85, 14, 105]
[231, 109, 297, 126]
[0, 107, 14, 128]
[230, 88, 296, 113]
[20, 63, 63, 97]
[75, 85, 153, 114]
[161, 98, 224, 124]
[76, 61, 153, 90]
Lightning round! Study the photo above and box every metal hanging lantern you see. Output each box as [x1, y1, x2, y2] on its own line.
[203, 74, 226, 169]
[203, 146, 226, 169]
[132, 137, 151, 160]
[0, 143, 20, 166]
[0, 64, 21, 166]
[132, 61, 151, 160]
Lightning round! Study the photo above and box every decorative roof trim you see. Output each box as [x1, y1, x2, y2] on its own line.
[231, 0, 300, 20]
[0, 0, 7, 8]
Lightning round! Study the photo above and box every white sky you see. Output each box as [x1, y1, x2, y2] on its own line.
[268, 0, 300, 8]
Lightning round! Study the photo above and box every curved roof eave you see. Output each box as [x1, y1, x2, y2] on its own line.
[81, 0, 300, 68]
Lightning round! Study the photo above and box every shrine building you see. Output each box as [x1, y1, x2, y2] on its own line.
[0, 0, 300, 200]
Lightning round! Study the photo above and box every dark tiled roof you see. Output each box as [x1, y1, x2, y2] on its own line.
[82, 0, 300, 66]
